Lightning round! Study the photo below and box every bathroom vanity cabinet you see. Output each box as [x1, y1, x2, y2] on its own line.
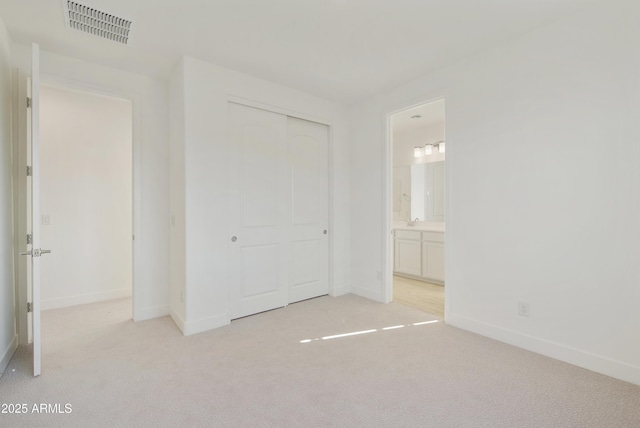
[394, 229, 445, 284]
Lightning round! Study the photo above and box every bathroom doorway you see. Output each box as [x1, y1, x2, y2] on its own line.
[388, 99, 446, 317]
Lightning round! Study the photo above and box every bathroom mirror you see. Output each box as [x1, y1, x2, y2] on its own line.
[393, 161, 444, 222]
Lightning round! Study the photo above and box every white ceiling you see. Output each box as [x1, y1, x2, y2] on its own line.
[391, 98, 445, 134]
[0, 0, 595, 103]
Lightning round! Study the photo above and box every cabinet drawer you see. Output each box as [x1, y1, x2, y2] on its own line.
[395, 230, 421, 240]
[422, 231, 444, 243]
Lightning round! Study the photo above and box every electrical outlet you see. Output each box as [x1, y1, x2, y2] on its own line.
[518, 301, 530, 317]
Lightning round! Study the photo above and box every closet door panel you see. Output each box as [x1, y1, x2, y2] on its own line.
[229, 103, 289, 319]
[240, 244, 279, 296]
[292, 240, 320, 285]
[241, 124, 279, 227]
[288, 117, 329, 303]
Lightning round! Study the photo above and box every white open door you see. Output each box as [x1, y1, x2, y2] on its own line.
[21, 43, 48, 376]
[31, 42, 42, 377]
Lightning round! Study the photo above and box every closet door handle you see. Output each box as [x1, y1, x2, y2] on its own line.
[323, 230, 328, 235]
[231, 236, 237, 242]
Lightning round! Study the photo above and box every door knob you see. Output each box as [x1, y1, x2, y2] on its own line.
[231, 236, 237, 242]
[323, 230, 328, 235]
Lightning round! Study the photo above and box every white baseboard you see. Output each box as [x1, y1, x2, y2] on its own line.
[41, 288, 132, 311]
[134, 304, 169, 322]
[1, 335, 18, 376]
[182, 313, 229, 336]
[169, 309, 229, 336]
[330, 285, 350, 297]
[350, 284, 385, 303]
[448, 313, 640, 386]
[169, 308, 186, 334]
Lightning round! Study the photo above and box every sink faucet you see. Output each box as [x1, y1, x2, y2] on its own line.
[407, 218, 418, 226]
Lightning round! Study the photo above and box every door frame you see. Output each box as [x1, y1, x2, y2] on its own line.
[383, 95, 451, 322]
[13, 72, 142, 342]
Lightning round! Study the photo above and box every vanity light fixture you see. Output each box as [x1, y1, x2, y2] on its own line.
[415, 142, 444, 157]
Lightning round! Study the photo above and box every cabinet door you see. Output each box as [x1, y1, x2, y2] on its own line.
[394, 239, 422, 276]
[422, 241, 445, 282]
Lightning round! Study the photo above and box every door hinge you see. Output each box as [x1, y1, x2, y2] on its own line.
[27, 234, 32, 245]
[27, 166, 32, 176]
[27, 97, 31, 108]
[27, 302, 32, 313]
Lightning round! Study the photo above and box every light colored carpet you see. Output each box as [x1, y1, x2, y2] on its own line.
[1, 295, 639, 427]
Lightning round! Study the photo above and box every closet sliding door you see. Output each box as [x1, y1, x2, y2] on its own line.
[228, 103, 290, 319]
[228, 103, 329, 319]
[288, 117, 329, 304]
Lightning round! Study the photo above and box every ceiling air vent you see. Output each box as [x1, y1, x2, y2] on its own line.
[62, 1, 133, 45]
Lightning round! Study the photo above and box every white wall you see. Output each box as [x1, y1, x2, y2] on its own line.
[11, 44, 170, 322]
[0, 15, 17, 375]
[39, 85, 132, 310]
[170, 56, 351, 335]
[350, 1, 640, 385]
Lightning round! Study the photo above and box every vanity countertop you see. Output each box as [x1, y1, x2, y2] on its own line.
[394, 222, 445, 233]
